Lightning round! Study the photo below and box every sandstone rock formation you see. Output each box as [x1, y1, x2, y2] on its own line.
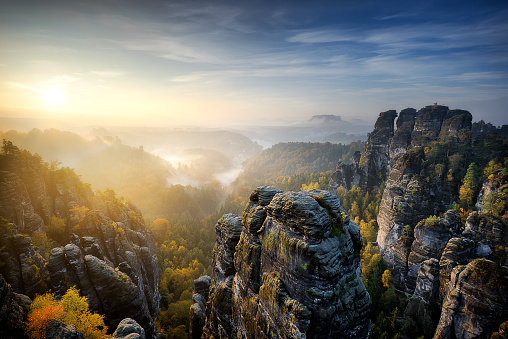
[0, 149, 159, 337]
[329, 103, 507, 337]
[330, 110, 397, 192]
[46, 319, 84, 339]
[434, 259, 508, 339]
[192, 187, 371, 338]
[112, 318, 146, 339]
[0, 274, 31, 339]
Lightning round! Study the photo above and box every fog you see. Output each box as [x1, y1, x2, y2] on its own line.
[0, 115, 369, 192]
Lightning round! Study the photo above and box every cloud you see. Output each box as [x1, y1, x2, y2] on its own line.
[451, 72, 507, 81]
[287, 30, 356, 43]
[3, 81, 43, 93]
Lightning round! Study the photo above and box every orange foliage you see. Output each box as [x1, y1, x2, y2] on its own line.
[25, 287, 108, 339]
[26, 304, 64, 339]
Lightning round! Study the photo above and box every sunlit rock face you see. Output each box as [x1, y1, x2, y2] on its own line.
[0, 151, 159, 338]
[45, 217, 159, 337]
[193, 187, 371, 339]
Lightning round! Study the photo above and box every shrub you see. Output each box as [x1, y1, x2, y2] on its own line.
[26, 287, 107, 339]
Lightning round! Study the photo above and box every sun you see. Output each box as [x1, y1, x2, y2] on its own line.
[44, 87, 66, 106]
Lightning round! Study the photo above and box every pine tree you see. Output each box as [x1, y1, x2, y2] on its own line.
[459, 162, 479, 209]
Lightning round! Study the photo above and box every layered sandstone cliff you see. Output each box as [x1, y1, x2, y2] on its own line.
[191, 187, 372, 338]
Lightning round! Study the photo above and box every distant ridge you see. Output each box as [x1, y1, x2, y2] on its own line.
[308, 114, 343, 123]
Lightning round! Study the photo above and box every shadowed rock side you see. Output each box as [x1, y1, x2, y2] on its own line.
[433, 259, 508, 339]
[192, 186, 371, 338]
[46, 319, 84, 339]
[330, 110, 397, 192]
[0, 274, 32, 339]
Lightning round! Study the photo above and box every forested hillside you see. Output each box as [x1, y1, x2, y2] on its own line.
[235, 141, 363, 185]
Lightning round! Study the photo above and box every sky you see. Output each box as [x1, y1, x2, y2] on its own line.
[1, 0, 507, 128]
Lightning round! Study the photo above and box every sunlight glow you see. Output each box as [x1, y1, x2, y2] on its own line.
[44, 87, 66, 106]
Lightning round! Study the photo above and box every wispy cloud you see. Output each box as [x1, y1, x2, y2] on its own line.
[287, 30, 356, 43]
[450, 72, 507, 81]
[3, 81, 43, 93]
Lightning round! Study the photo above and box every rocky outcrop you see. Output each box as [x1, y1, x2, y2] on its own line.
[194, 187, 371, 338]
[359, 110, 398, 189]
[201, 214, 243, 338]
[112, 318, 146, 339]
[434, 259, 508, 339]
[389, 108, 417, 161]
[376, 148, 435, 253]
[411, 105, 450, 144]
[190, 281, 208, 339]
[45, 319, 84, 339]
[46, 227, 158, 337]
[439, 110, 472, 141]
[413, 258, 440, 305]
[0, 149, 159, 337]
[330, 105, 472, 193]
[0, 233, 50, 299]
[0, 274, 31, 339]
[330, 110, 397, 191]
[406, 212, 458, 290]
[438, 237, 476, 298]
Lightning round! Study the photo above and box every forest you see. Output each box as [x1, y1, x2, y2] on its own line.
[1, 119, 507, 338]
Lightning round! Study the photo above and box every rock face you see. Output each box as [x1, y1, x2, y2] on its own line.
[45, 219, 159, 337]
[330, 110, 397, 191]
[434, 259, 508, 339]
[406, 212, 458, 291]
[0, 149, 159, 337]
[331, 105, 474, 261]
[377, 106, 472, 255]
[413, 258, 440, 305]
[45, 319, 84, 339]
[201, 214, 243, 338]
[112, 318, 146, 339]
[192, 187, 371, 338]
[330, 105, 472, 194]
[0, 274, 31, 339]
[0, 232, 50, 299]
[389, 108, 417, 161]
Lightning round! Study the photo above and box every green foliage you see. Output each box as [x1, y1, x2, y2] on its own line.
[370, 309, 400, 339]
[46, 216, 67, 244]
[236, 141, 363, 185]
[358, 219, 377, 245]
[2, 139, 20, 155]
[311, 195, 344, 236]
[459, 162, 479, 209]
[31, 231, 52, 259]
[480, 158, 508, 217]
[149, 216, 214, 336]
[158, 300, 193, 339]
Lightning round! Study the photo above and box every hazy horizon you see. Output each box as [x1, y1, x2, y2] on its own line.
[1, 0, 507, 128]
